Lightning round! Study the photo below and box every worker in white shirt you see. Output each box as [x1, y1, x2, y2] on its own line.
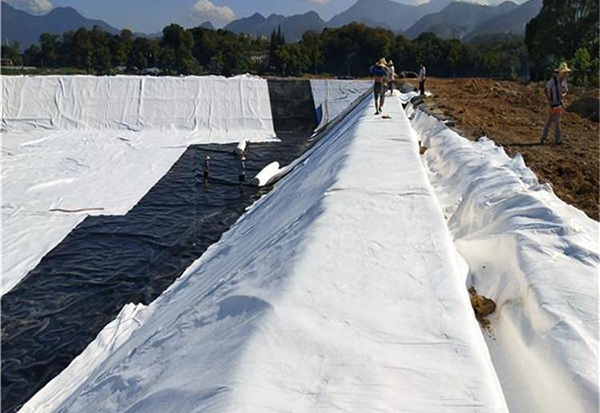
[418, 63, 426, 96]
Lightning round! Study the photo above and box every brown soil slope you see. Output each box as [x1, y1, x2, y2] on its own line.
[413, 78, 599, 220]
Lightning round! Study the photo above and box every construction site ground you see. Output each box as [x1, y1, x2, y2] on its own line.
[406, 77, 599, 220]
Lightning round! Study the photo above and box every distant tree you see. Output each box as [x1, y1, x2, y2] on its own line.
[159, 47, 177, 73]
[269, 25, 286, 71]
[111, 39, 128, 67]
[572, 46, 592, 71]
[1, 42, 22, 66]
[162, 24, 192, 50]
[90, 26, 112, 72]
[277, 43, 310, 76]
[277, 26, 286, 47]
[39, 33, 59, 67]
[571, 46, 592, 85]
[362, 27, 395, 68]
[413, 33, 445, 75]
[23, 44, 41, 66]
[391, 35, 414, 73]
[72, 28, 93, 71]
[447, 39, 461, 77]
[320, 23, 395, 76]
[301, 31, 324, 74]
[109, 29, 133, 68]
[120, 29, 134, 46]
[526, 0, 599, 79]
[161, 24, 197, 74]
[483, 49, 501, 77]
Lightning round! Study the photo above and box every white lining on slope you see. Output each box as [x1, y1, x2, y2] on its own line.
[409, 103, 599, 413]
[2, 75, 276, 140]
[22, 93, 509, 413]
[310, 79, 372, 131]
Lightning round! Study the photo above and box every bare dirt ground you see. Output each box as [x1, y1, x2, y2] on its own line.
[408, 77, 599, 220]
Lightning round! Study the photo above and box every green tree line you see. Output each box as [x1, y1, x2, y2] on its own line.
[2, 24, 269, 76]
[0, 24, 529, 79]
[2, 0, 597, 83]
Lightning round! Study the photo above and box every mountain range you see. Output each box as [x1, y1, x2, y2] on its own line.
[327, 0, 453, 32]
[3, 0, 543, 50]
[466, 0, 542, 40]
[405, 1, 519, 39]
[1, 2, 118, 49]
[224, 0, 541, 42]
[224, 11, 326, 41]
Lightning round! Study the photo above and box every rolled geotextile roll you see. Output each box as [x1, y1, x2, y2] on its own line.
[251, 161, 281, 186]
[234, 139, 248, 155]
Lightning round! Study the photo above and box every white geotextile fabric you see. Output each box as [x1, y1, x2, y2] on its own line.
[310, 79, 372, 131]
[1, 131, 192, 294]
[410, 106, 599, 413]
[2, 75, 277, 142]
[22, 95, 509, 413]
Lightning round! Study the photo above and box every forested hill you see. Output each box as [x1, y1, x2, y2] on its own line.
[405, 1, 519, 39]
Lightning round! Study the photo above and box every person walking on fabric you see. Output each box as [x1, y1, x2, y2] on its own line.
[387, 60, 396, 96]
[418, 63, 427, 96]
[370, 58, 389, 115]
[541, 62, 571, 145]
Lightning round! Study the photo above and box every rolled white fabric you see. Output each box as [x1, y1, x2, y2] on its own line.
[251, 161, 280, 186]
[234, 139, 248, 155]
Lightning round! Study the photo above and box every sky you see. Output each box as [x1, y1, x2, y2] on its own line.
[4, 0, 525, 34]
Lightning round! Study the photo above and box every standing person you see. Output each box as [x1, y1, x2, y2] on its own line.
[418, 63, 427, 96]
[238, 155, 246, 184]
[541, 62, 571, 145]
[387, 60, 396, 95]
[369, 58, 388, 115]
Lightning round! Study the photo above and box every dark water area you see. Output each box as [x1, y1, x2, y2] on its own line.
[1, 79, 319, 413]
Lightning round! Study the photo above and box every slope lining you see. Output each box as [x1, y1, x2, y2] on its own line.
[0, 79, 318, 413]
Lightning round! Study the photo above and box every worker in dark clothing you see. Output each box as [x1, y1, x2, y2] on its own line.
[370, 58, 389, 115]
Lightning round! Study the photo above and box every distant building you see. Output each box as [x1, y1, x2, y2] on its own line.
[240, 33, 268, 41]
[141, 67, 161, 75]
[246, 51, 269, 66]
[1, 58, 14, 67]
